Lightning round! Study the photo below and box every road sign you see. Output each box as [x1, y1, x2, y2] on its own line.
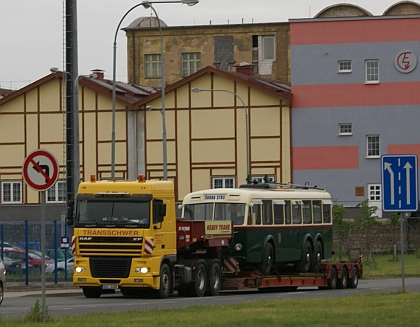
[381, 154, 418, 212]
[22, 149, 59, 191]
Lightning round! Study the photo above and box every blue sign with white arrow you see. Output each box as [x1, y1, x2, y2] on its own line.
[381, 154, 418, 212]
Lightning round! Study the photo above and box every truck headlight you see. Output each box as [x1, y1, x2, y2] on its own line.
[135, 267, 150, 273]
[234, 243, 242, 251]
[75, 266, 86, 273]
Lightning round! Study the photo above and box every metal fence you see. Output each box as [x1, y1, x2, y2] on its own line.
[0, 220, 73, 285]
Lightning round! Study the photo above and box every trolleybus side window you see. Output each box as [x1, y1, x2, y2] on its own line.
[273, 200, 285, 225]
[323, 201, 332, 223]
[302, 200, 312, 224]
[285, 200, 291, 224]
[184, 203, 213, 221]
[262, 200, 273, 225]
[250, 200, 262, 225]
[292, 201, 302, 224]
[313, 200, 322, 224]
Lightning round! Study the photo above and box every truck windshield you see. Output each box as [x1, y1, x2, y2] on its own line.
[183, 203, 245, 225]
[76, 200, 150, 227]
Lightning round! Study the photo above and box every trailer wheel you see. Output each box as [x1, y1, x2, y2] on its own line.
[337, 267, 348, 289]
[82, 287, 102, 298]
[310, 241, 323, 273]
[328, 267, 337, 290]
[205, 260, 222, 296]
[296, 241, 313, 273]
[348, 266, 359, 289]
[188, 262, 207, 297]
[154, 263, 172, 299]
[260, 243, 275, 276]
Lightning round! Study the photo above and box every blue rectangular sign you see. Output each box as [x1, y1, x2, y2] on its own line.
[381, 155, 418, 212]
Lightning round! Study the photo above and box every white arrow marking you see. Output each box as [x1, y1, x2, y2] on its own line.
[384, 162, 395, 205]
[404, 162, 413, 205]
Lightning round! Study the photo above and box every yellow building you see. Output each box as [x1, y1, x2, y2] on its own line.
[124, 17, 290, 87]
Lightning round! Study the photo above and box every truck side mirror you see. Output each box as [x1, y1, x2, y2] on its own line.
[153, 200, 166, 224]
[67, 200, 74, 226]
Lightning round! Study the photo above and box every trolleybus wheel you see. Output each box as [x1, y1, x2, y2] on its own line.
[311, 241, 323, 273]
[337, 266, 348, 289]
[260, 243, 274, 276]
[297, 241, 313, 273]
[155, 263, 172, 299]
[348, 266, 359, 289]
[206, 260, 222, 296]
[188, 262, 207, 297]
[328, 267, 338, 290]
[82, 287, 102, 298]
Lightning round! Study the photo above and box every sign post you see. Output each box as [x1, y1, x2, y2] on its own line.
[381, 154, 418, 292]
[22, 149, 59, 320]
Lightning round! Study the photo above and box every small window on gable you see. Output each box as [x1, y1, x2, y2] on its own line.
[339, 123, 352, 135]
[212, 177, 235, 189]
[338, 60, 352, 73]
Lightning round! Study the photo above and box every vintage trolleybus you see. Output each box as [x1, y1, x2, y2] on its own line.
[180, 183, 333, 275]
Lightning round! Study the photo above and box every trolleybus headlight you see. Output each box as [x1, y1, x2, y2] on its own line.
[75, 266, 86, 273]
[234, 243, 243, 251]
[135, 267, 150, 274]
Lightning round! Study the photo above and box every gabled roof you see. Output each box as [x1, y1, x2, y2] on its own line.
[0, 88, 14, 99]
[0, 71, 157, 109]
[136, 66, 291, 108]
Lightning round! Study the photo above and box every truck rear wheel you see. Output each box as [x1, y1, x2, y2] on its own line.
[328, 267, 337, 290]
[205, 260, 222, 296]
[82, 287, 102, 298]
[337, 267, 348, 289]
[188, 262, 207, 297]
[348, 266, 359, 289]
[154, 263, 172, 299]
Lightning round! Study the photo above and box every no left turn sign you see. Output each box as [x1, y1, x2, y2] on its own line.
[22, 149, 59, 191]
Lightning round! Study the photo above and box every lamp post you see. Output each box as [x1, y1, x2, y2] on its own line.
[111, 0, 199, 180]
[191, 87, 250, 179]
[50, 67, 80, 199]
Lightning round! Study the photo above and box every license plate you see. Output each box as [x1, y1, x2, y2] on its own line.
[102, 284, 118, 290]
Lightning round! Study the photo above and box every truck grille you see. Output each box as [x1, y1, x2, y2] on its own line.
[78, 236, 143, 256]
[90, 257, 131, 278]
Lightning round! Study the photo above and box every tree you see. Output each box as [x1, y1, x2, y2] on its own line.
[355, 199, 381, 265]
[332, 204, 351, 261]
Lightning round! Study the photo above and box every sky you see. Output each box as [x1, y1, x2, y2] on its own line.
[0, 0, 404, 90]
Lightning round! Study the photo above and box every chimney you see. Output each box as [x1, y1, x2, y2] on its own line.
[235, 62, 254, 76]
[91, 69, 105, 80]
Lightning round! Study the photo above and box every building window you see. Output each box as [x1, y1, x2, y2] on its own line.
[182, 52, 201, 76]
[214, 63, 234, 71]
[145, 54, 162, 78]
[339, 123, 352, 135]
[365, 60, 379, 83]
[46, 181, 66, 203]
[1, 181, 22, 204]
[368, 184, 381, 201]
[338, 60, 352, 73]
[262, 36, 275, 61]
[367, 135, 380, 158]
[212, 177, 235, 189]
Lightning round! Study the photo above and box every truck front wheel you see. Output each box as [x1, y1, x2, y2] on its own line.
[82, 287, 102, 298]
[154, 263, 172, 299]
[188, 262, 207, 297]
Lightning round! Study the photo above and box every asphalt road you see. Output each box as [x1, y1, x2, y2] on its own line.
[1, 277, 419, 319]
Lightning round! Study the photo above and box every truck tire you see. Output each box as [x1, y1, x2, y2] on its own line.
[348, 266, 359, 289]
[205, 260, 222, 296]
[260, 243, 274, 276]
[296, 241, 313, 273]
[328, 266, 337, 290]
[82, 287, 102, 298]
[187, 262, 207, 297]
[154, 263, 172, 299]
[337, 266, 348, 289]
[310, 241, 323, 273]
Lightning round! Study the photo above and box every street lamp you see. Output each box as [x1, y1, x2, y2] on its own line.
[50, 67, 80, 198]
[191, 87, 250, 179]
[111, 0, 199, 180]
